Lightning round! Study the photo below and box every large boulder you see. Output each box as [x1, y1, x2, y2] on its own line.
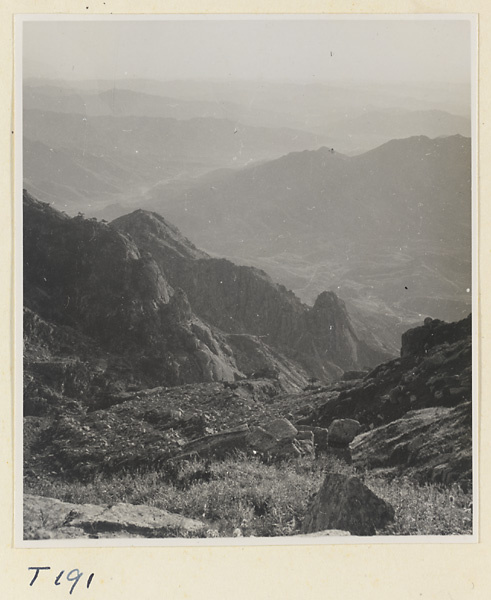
[246, 426, 279, 453]
[263, 418, 298, 441]
[301, 473, 395, 535]
[328, 419, 361, 446]
[24, 495, 206, 539]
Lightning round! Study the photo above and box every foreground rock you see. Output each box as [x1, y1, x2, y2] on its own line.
[351, 402, 472, 489]
[24, 495, 206, 539]
[295, 529, 351, 537]
[301, 473, 395, 536]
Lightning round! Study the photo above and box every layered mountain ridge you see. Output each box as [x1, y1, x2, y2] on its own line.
[138, 134, 471, 349]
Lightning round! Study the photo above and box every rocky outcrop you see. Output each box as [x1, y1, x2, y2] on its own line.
[113, 209, 392, 380]
[225, 333, 310, 389]
[301, 473, 395, 535]
[23, 192, 242, 390]
[174, 418, 312, 462]
[351, 403, 472, 489]
[305, 314, 471, 431]
[401, 316, 472, 358]
[24, 495, 206, 539]
[291, 314, 473, 486]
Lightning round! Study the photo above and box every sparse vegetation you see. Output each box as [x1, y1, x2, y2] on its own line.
[25, 454, 472, 537]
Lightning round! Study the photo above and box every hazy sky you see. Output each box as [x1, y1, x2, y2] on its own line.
[22, 17, 472, 86]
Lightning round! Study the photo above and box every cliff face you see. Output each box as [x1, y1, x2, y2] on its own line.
[113, 210, 391, 380]
[23, 192, 241, 391]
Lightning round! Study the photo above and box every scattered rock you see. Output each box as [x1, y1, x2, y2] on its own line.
[328, 418, 361, 445]
[174, 419, 313, 462]
[294, 438, 315, 458]
[176, 425, 250, 460]
[246, 426, 279, 453]
[296, 430, 314, 442]
[263, 418, 298, 441]
[301, 473, 395, 535]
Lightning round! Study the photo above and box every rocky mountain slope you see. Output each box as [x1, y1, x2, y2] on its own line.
[24, 190, 389, 423]
[24, 313, 472, 493]
[112, 209, 391, 378]
[23, 190, 473, 540]
[24, 191, 242, 393]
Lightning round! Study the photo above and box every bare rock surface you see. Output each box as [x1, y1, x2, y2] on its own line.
[295, 529, 351, 537]
[301, 473, 395, 536]
[24, 494, 205, 540]
[175, 420, 312, 461]
[351, 402, 472, 488]
[262, 418, 298, 441]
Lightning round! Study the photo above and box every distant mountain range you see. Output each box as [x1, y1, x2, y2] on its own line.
[23, 80, 472, 351]
[137, 135, 471, 346]
[23, 107, 328, 211]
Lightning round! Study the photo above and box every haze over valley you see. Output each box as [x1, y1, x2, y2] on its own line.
[23, 77, 472, 349]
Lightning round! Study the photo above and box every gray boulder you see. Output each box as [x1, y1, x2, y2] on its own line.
[24, 495, 206, 539]
[263, 418, 298, 441]
[328, 419, 361, 445]
[301, 473, 395, 535]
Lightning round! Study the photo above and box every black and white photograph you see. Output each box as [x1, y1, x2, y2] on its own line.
[18, 15, 477, 544]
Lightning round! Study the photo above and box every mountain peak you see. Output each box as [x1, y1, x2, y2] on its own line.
[112, 209, 208, 261]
